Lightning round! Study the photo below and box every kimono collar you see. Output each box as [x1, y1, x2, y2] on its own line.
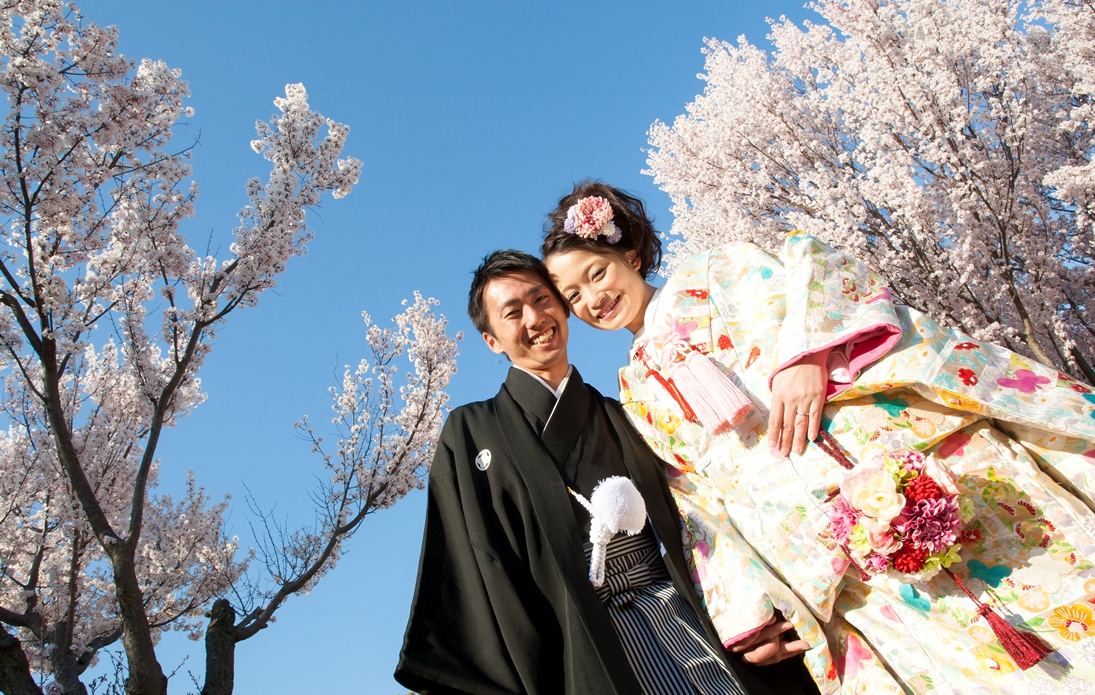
[504, 367, 561, 436]
[504, 366, 591, 473]
[630, 285, 664, 348]
[514, 364, 573, 400]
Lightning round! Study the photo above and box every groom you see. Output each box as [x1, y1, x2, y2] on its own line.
[395, 250, 814, 695]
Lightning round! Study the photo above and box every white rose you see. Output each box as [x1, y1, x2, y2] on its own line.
[842, 466, 906, 525]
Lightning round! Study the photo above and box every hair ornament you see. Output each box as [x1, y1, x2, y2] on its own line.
[564, 196, 622, 244]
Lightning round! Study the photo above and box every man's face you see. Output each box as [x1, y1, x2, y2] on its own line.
[481, 270, 569, 381]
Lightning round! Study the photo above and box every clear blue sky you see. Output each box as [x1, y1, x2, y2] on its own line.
[82, 1, 812, 692]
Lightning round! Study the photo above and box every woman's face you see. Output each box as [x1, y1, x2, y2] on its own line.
[545, 248, 650, 334]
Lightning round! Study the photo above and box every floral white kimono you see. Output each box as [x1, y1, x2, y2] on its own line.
[619, 234, 1095, 694]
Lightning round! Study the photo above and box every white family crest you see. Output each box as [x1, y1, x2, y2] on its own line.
[475, 449, 492, 471]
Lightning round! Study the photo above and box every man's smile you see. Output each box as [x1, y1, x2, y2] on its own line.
[531, 326, 556, 346]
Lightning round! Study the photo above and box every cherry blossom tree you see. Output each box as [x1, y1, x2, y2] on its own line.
[199, 294, 459, 695]
[0, 2, 460, 694]
[647, 0, 1095, 379]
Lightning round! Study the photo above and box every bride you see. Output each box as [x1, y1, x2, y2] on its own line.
[541, 180, 1095, 694]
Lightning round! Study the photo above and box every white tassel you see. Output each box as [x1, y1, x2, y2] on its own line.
[570, 477, 646, 587]
[668, 352, 755, 436]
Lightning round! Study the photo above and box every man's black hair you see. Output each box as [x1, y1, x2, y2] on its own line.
[468, 249, 569, 336]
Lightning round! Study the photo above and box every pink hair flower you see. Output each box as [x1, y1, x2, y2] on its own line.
[564, 195, 621, 243]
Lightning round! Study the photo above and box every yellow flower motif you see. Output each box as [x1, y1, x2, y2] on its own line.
[1048, 602, 1095, 642]
[656, 410, 681, 435]
[937, 389, 988, 413]
[854, 442, 889, 462]
[627, 401, 650, 421]
[1084, 578, 1095, 595]
[973, 645, 1016, 675]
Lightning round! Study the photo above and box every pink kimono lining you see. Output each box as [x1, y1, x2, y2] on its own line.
[768, 323, 902, 398]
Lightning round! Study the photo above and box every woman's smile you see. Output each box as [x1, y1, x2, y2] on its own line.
[596, 295, 621, 321]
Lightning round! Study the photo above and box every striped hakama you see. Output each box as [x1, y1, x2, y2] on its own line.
[586, 530, 746, 695]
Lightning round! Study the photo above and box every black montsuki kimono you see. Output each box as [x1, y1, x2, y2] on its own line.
[395, 367, 813, 695]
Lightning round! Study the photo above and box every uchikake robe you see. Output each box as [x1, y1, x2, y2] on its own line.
[394, 367, 814, 695]
[620, 234, 1095, 693]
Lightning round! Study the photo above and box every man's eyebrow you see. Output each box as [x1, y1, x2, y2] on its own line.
[495, 284, 545, 315]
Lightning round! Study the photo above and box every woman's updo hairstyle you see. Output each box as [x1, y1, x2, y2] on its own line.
[542, 180, 662, 280]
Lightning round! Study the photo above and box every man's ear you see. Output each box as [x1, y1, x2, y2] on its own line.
[482, 331, 506, 356]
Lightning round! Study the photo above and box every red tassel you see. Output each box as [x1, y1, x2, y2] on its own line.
[945, 568, 1052, 670]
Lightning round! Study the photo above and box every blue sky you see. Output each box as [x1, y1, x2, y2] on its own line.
[81, 1, 812, 692]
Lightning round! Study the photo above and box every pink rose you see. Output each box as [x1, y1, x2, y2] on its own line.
[923, 456, 960, 496]
[861, 516, 902, 554]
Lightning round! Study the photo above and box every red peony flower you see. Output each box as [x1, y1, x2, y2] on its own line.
[893, 544, 929, 573]
[906, 475, 944, 503]
[954, 341, 980, 351]
[1071, 383, 1091, 394]
[957, 368, 978, 386]
[686, 289, 709, 299]
[717, 334, 733, 351]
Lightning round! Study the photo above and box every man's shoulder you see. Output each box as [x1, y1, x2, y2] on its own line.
[582, 381, 622, 409]
[439, 394, 512, 450]
[445, 394, 499, 428]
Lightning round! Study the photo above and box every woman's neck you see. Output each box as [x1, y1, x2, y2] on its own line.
[627, 282, 658, 335]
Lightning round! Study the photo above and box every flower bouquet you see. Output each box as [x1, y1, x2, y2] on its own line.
[815, 432, 1052, 670]
[825, 450, 971, 581]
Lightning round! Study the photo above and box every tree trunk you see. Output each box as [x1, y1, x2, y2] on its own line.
[1070, 345, 1095, 386]
[37, 355, 166, 695]
[1003, 280, 1059, 370]
[111, 554, 167, 695]
[200, 599, 237, 695]
[0, 626, 44, 695]
[48, 619, 89, 695]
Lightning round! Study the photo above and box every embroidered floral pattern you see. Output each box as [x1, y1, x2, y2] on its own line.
[618, 235, 1095, 692]
[958, 368, 978, 386]
[1048, 603, 1095, 642]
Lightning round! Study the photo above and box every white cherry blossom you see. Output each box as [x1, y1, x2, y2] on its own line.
[647, 0, 1095, 378]
[0, 3, 455, 695]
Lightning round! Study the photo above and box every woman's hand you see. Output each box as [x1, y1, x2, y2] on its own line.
[730, 614, 810, 666]
[768, 349, 829, 457]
